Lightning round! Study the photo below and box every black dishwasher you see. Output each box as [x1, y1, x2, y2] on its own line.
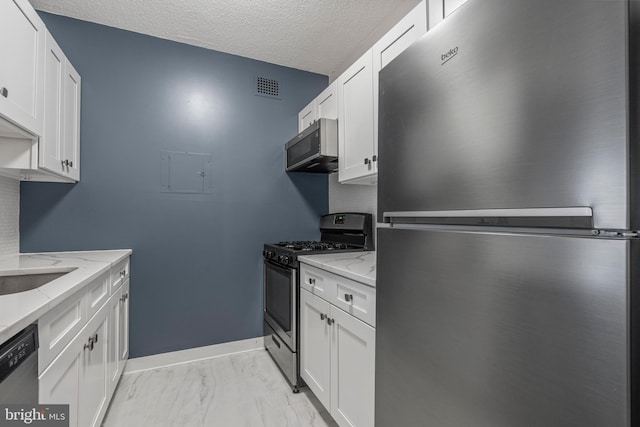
[0, 324, 39, 404]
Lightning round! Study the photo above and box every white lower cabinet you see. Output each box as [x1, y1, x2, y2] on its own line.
[119, 279, 130, 364]
[39, 256, 130, 427]
[40, 301, 108, 427]
[78, 307, 108, 427]
[38, 332, 81, 427]
[300, 288, 375, 427]
[107, 286, 121, 398]
[300, 289, 332, 408]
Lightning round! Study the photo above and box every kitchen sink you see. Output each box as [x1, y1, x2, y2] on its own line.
[0, 269, 75, 296]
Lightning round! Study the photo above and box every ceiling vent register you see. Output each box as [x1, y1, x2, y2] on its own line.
[255, 76, 281, 99]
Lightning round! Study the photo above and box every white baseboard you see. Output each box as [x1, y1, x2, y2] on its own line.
[124, 337, 265, 374]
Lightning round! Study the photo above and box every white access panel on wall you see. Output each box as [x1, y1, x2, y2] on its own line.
[161, 151, 213, 193]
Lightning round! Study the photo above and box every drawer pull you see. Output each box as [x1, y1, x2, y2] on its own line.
[327, 318, 334, 325]
[344, 294, 353, 302]
[0, 87, 7, 98]
[271, 335, 281, 348]
[309, 278, 316, 285]
[83, 334, 97, 351]
[320, 313, 326, 321]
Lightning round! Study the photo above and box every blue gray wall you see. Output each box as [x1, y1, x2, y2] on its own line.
[21, 13, 328, 358]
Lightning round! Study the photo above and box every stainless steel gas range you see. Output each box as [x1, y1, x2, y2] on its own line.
[263, 213, 373, 392]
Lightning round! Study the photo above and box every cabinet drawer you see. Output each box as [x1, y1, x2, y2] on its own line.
[300, 264, 335, 301]
[39, 288, 84, 374]
[110, 257, 129, 294]
[332, 274, 376, 327]
[86, 272, 110, 320]
[300, 262, 376, 327]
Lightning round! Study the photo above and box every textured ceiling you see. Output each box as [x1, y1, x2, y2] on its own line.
[29, 0, 423, 80]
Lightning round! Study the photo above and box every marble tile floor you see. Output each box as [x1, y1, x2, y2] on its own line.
[102, 349, 338, 427]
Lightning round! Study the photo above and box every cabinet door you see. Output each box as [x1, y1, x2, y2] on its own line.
[0, 0, 45, 136]
[300, 289, 332, 410]
[107, 288, 121, 399]
[338, 50, 376, 183]
[38, 289, 85, 375]
[78, 306, 108, 427]
[298, 100, 316, 132]
[39, 339, 82, 427]
[316, 82, 338, 120]
[330, 307, 376, 427]
[373, 1, 427, 71]
[40, 31, 65, 175]
[62, 61, 81, 181]
[428, 0, 468, 29]
[444, 0, 468, 17]
[119, 279, 130, 363]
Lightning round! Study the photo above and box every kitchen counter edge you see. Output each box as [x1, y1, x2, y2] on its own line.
[298, 251, 376, 287]
[0, 249, 132, 346]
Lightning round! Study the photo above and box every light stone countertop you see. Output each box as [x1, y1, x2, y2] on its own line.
[0, 250, 132, 345]
[298, 251, 376, 287]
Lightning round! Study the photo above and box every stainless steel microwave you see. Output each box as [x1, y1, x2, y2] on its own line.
[285, 118, 338, 173]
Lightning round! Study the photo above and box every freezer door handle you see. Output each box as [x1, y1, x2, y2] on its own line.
[384, 207, 594, 228]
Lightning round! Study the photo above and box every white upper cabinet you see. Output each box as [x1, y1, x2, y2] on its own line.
[0, 0, 81, 182]
[0, 0, 45, 137]
[298, 82, 338, 133]
[428, 0, 469, 29]
[373, 1, 427, 71]
[41, 32, 65, 175]
[298, 100, 315, 133]
[62, 61, 81, 181]
[337, 50, 376, 184]
[315, 83, 338, 121]
[40, 32, 81, 181]
[337, 0, 427, 185]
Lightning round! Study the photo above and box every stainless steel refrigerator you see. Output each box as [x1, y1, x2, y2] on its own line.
[376, 0, 640, 426]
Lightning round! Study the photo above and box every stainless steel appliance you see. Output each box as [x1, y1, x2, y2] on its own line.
[285, 118, 338, 173]
[263, 213, 373, 392]
[376, 0, 639, 426]
[0, 324, 38, 404]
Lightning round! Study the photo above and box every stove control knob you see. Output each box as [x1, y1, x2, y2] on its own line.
[277, 255, 284, 263]
[266, 251, 275, 259]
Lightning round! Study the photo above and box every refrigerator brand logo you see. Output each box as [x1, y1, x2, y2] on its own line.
[441, 47, 459, 65]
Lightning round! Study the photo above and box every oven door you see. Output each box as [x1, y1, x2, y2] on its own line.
[264, 260, 297, 351]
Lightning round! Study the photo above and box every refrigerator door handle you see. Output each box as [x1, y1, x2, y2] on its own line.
[384, 207, 593, 228]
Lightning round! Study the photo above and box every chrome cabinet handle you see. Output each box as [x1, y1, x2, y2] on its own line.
[69, 161, 73, 167]
[344, 294, 353, 302]
[320, 313, 326, 320]
[0, 87, 7, 98]
[83, 334, 98, 351]
[364, 158, 370, 165]
[372, 155, 377, 162]
[327, 318, 334, 325]
[309, 278, 316, 285]
[120, 292, 129, 302]
[120, 270, 126, 278]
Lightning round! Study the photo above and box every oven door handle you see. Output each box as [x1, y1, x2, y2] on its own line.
[264, 259, 297, 274]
